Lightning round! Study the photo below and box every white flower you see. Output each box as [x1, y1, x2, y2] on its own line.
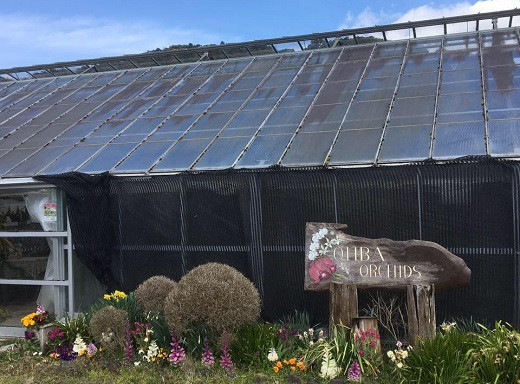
[309, 242, 319, 251]
[319, 351, 339, 379]
[397, 362, 403, 368]
[267, 347, 279, 362]
[387, 350, 395, 359]
[401, 350, 408, 359]
[308, 250, 318, 260]
[134, 361, 141, 366]
[312, 234, 319, 242]
[318, 330, 324, 338]
[73, 334, 87, 355]
[396, 340, 403, 348]
[308, 328, 314, 336]
[303, 331, 308, 338]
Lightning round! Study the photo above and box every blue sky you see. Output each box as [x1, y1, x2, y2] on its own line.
[0, 0, 518, 68]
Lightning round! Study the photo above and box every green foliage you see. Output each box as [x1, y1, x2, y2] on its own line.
[399, 329, 473, 384]
[181, 321, 215, 360]
[304, 323, 357, 374]
[230, 323, 278, 369]
[57, 314, 91, 342]
[467, 322, 520, 384]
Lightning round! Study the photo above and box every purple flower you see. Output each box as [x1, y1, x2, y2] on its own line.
[87, 343, 98, 357]
[124, 321, 134, 364]
[201, 338, 214, 366]
[219, 331, 233, 373]
[24, 330, 35, 340]
[36, 304, 46, 316]
[347, 360, 362, 382]
[54, 343, 76, 361]
[169, 333, 186, 366]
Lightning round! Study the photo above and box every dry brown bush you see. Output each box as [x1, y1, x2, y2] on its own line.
[135, 275, 177, 314]
[164, 263, 260, 334]
[89, 306, 128, 350]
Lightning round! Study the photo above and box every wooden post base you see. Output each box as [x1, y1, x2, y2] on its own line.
[407, 284, 436, 346]
[352, 316, 381, 352]
[329, 282, 358, 333]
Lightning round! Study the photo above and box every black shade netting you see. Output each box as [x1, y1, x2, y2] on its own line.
[38, 159, 520, 326]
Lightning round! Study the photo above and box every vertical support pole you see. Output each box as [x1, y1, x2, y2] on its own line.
[329, 282, 358, 333]
[407, 284, 436, 346]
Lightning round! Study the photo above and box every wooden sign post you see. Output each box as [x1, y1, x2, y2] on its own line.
[305, 223, 471, 345]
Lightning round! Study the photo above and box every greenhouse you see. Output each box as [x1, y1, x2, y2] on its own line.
[1, 9, 519, 337]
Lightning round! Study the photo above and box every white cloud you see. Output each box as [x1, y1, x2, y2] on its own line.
[339, 0, 520, 40]
[0, 14, 234, 68]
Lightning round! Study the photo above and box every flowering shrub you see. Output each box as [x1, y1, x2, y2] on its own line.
[21, 304, 51, 329]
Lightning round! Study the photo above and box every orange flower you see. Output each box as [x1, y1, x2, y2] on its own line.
[297, 361, 306, 371]
[276, 361, 283, 368]
[288, 358, 296, 365]
[290, 366, 296, 371]
[273, 366, 279, 373]
[283, 359, 289, 365]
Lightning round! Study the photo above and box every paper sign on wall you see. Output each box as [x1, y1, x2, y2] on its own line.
[43, 203, 57, 222]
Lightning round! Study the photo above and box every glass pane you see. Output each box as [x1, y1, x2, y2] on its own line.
[328, 61, 366, 82]
[114, 99, 156, 120]
[39, 145, 102, 174]
[437, 93, 483, 114]
[147, 131, 184, 142]
[190, 112, 234, 131]
[236, 134, 292, 168]
[140, 80, 178, 98]
[294, 65, 333, 84]
[281, 131, 336, 166]
[442, 69, 481, 83]
[304, 103, 347, 125]
[5, 147, 72, 177]
[0, 148, 37, 176]
[487, 89, 520, 111]
[378, 125, 432, 162]
[228, 110, 270, 129]
[315, 81, 356, 104]
[20, 123, 73, 149]
[442, 80, 481, 94]
[403, 54, 440, 74]
[329, 128, 383, 164]
[344, 100, 389, 122]
[391, 96, 435, 119]
[443, 50, 479, 71]
[159, 115, 198, 132]
[79, 143, 137, 173]
[485, 65, 520, 91]
[356, 88, 395, 101]
[122, 118, 164, 135]
[263, 107, 307, 127]
[433, 122, 486, 159]
[183, 129, 219, 139]
[114, 141, 172, 172]
[152, 139, 212, 172]
[143, 96, 186, 117]
[193, 136, 251, 170]
[57, 121, 100, 139]
[488, 119, 520, 156]
[90, 120, 131, 137]
[0, 192, 59, 233]
[399, 72, 438, 87]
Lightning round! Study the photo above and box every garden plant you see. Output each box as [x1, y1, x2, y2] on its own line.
[2, 262, 519, 384]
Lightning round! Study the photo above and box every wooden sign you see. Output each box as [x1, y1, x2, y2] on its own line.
[305, 222, 471, 291]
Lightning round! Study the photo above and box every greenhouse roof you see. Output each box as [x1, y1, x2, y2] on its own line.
[0, 21, 519, 178]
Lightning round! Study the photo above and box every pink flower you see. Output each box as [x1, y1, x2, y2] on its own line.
[308, 257, 337, 284]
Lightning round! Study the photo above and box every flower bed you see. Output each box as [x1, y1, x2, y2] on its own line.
[13, 265, 520, 384]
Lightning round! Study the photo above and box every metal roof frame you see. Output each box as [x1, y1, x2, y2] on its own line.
[1, 8, 519, 81]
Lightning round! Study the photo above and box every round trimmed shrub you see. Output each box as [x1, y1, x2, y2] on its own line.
[135, 275, 177, 314]
[164, 263, 260, 334]
[89, 306, 128, 350]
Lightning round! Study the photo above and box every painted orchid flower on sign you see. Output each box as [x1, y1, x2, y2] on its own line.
[308, 257, 337, 284]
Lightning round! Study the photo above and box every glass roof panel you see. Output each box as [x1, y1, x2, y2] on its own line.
[236, 134, 293, 168]
[79, 143, 137, 173]
[432, 121, 486, 159]
[378, 125, 432, 162]
[39, 145, 103, 175]
[192, 136, 251, 170]
[488, 119, 520, 157]
[485, 66, 520, 91]
[0, 148, 37, 176]
[4, 146, 71, 177]
[114, 141, 173, 172]
[281, 131, 336, 166]
[151, 138, 212, 172]
[329, 128, 383, 164]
